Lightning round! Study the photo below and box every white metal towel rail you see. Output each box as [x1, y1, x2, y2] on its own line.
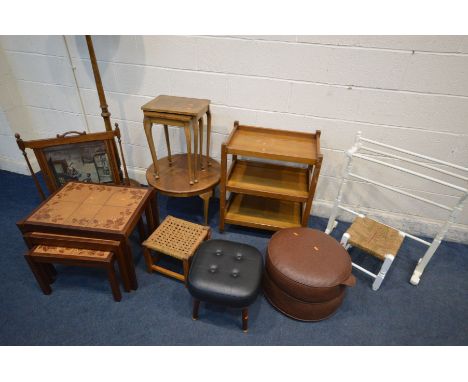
[325, 131, 468, 286]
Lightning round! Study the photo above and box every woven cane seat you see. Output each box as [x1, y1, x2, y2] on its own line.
[32, 245, 112, 260]
[346, 217, 404, 261]
[143, 215, 210, 260]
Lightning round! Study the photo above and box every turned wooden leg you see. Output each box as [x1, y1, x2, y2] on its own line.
[144, 117, 160, 179]
[242, 308, 249, 332]
[199, 190, 211, 226]
[206, 107, 211, 166]
[24, 256, 52, 295]
[163, 124, 172, 165]
[193, 118, 199, 183]
[182, 259, 190, 287]
[192, 299, 200, 320]
[199, 117, 204, 170]
[107, 260, 122, 302]
[184, 125, 194, 185]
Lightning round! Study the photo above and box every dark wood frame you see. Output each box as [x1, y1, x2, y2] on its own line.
[25, 244, 122, 302]
[15, 125, 130, 200]
[23, 232, 133, 293]
[17, 182, 159, 291]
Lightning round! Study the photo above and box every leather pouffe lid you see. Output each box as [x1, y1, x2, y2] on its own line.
[267, 228, 355, 298]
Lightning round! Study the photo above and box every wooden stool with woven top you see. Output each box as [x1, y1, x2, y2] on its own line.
[340, 216, 405, 290]
[142, 215, 211, 285]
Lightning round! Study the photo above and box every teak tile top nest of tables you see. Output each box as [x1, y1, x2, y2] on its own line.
[17, 181, 159, 291]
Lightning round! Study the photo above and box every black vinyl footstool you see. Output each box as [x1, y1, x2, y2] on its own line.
[187, 239, 263, 332]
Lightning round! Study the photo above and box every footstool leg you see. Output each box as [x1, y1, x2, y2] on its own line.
[192, 299, 200, 320]
[242, 308, 249, 332]
[107, 260, 122, 302]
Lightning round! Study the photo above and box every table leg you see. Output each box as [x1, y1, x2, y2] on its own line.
[124, 239, 138, 290]
[115, 245, 132, 292]
[107, 259, 122, 302]
[199, 117, 204, 170]
[192, 299, 200, 320]
[145, 204, 155, 236]
[199, 190, 211, 226]
[150, 192, 160, 229]
[184, 124, 194, 185]
[163, 124, 172, 166]
[206, 107, 211, 166]
[24, 255, 52, 295]
[137, 218, 146, 242]
[193, 117, 199, 183]
[144, 117, 160, 179]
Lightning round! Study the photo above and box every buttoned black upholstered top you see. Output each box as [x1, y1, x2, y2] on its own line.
[187, 240, 263, 308]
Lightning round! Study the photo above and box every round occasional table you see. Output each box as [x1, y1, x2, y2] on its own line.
[263, 227, 356, 321]
[146, 153, 220, 225]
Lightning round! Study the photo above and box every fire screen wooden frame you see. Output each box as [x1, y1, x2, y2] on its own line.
[16, 125, 129, 200]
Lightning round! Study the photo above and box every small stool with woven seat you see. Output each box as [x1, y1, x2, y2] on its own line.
[25, 245, 122, 302]
[142, 215, 211, 285]
[340, 216, 405, 290]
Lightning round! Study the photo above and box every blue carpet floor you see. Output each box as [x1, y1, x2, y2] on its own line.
[0, 169, 467, 345]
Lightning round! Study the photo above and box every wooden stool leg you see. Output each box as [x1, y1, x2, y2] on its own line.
[143, 247, 153, 273]
[192, 299, 200, 320]
[184, 125, 194, 185]
[206, 107, 211, 166]
[107, 260, 122, 302]
[199, 117, 204, 170]
[24, 256, 52, 295]
[163, 124, 172, 165]
[193, 118, 199, 183]
[182, 259, 190, 287]
[199, 190, 211, 226]
[242, 308, 249, 332]
[144, 117, 160, 179]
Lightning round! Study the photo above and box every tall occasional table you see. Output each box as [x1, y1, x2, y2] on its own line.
[142, 95, 213, 185]
[142, 95, 220, 225]
[17, 182, 158, 291]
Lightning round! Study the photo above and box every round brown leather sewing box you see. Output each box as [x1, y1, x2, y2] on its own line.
[263, 227, 356, 321]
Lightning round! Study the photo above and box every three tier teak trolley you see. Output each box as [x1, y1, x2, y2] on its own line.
[219, 121, 322, 232]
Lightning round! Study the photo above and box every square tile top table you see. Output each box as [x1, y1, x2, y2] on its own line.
[26, 182, 150, 232]
[141, 95, 210, 116]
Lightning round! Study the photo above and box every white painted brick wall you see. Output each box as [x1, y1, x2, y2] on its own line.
[0, 35, 467, 242]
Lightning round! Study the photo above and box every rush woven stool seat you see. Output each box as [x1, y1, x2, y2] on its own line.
[341, 216, 405, 291]
[25, 244, 122, 302]
[142, 215, 211, 285]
